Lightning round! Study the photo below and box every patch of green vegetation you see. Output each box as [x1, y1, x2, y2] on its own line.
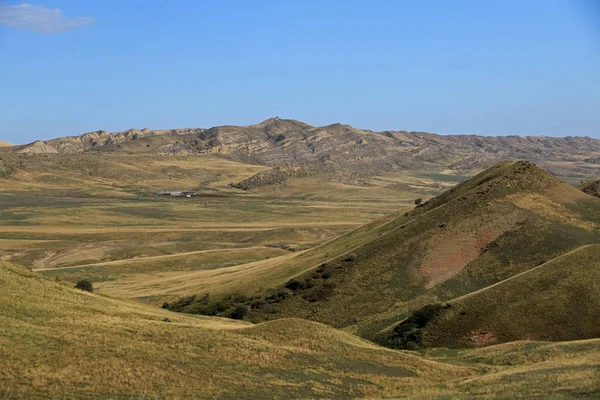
[163, 293, 251, 320]
[0, 211, 31, 225]
[415, 172, 469, 183]
[379, 303, 449, 350]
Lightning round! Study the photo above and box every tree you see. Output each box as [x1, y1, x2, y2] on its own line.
[75, 280, 93, 292]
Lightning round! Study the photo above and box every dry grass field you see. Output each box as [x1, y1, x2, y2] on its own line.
[1, 154, 599, 398]
[2, 261, 599, 399]
[0, 153, 446, 301]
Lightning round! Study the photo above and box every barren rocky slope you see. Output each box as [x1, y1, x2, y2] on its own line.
[11, 118, 600, 181]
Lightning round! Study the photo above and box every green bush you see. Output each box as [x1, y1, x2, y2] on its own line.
[75, 280, 93, 292]
[230, 304, 249, 320]
[389, 303, 447, 349]
[164, 293, 254, 320]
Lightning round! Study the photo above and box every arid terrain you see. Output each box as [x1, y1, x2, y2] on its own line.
[1, 124, 600, 398]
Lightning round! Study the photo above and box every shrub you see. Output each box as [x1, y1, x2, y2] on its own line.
[414, 198, 423, 205]
[285, 279, 302, 290]
[75, 279, 93, 292]
[266, 289, 289, 303]
[409, 303, 445, 327]
[230, 304, 249, 320]
[389, 303, 447, 349]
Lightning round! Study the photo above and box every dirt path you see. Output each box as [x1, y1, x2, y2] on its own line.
[33, 246, 277, 271]
[447, 244, 598, 303]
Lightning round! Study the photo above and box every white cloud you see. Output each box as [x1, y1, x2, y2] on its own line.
[0, 3, 94, 34]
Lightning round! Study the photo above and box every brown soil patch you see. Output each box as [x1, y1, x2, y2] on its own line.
[418, 212, 522, 289]
[468, 329, 498, 346]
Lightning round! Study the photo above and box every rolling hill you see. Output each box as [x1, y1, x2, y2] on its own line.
[383, 245, 600, 348]
[165, 161, 600, 345]
[3, 261, 600, 398]
[0, 140, 13, 147]
[0, 261, 465, 398]
[9, 118, 600, 182]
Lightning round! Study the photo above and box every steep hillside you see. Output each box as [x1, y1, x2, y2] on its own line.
[12, 118, 600, 181]
[167, 162, 600, 337]
[383, 245, 600, 348]
[580, 178, 600, 198]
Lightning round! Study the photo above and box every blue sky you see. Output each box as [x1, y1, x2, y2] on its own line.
[1, 0, 599, 144]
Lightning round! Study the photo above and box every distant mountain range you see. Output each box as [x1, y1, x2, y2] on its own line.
[9, 118, 600, 180]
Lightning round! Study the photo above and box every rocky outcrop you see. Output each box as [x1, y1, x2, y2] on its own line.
[17, 128, 205, 154]
[13, 118, 600, 179]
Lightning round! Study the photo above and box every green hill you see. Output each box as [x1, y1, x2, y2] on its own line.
[381, 245, 600, 348]
[0, 261, 469, 399]
[168, 162, 600, 336]
[4, 258, 600, 398]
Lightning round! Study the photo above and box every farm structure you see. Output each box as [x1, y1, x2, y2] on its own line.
[154, 190, 198, 198]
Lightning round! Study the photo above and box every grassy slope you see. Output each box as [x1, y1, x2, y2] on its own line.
[414, 245, 600, 346]
[427, 340, 600, 398]
[0, 262, 472, 399]
[231, 162, 600, 333]
[0, 153, 435, 302]
[2, 261, 599, 398]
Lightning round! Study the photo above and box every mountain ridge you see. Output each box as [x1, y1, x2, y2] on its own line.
[9, 118, 600, 181]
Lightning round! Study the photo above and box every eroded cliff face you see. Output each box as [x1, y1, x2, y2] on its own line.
[13, 118, 600, 179]
[18, 128, 205, 154]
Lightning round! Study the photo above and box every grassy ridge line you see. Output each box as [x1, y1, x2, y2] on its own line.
[375, 244, 599, 337]
[32, 246, 277, 271]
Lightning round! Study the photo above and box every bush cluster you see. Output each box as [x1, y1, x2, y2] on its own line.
[390, 303, 449, 350]
[75, 280, 93, 292]
[163, 293, 251, 320]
